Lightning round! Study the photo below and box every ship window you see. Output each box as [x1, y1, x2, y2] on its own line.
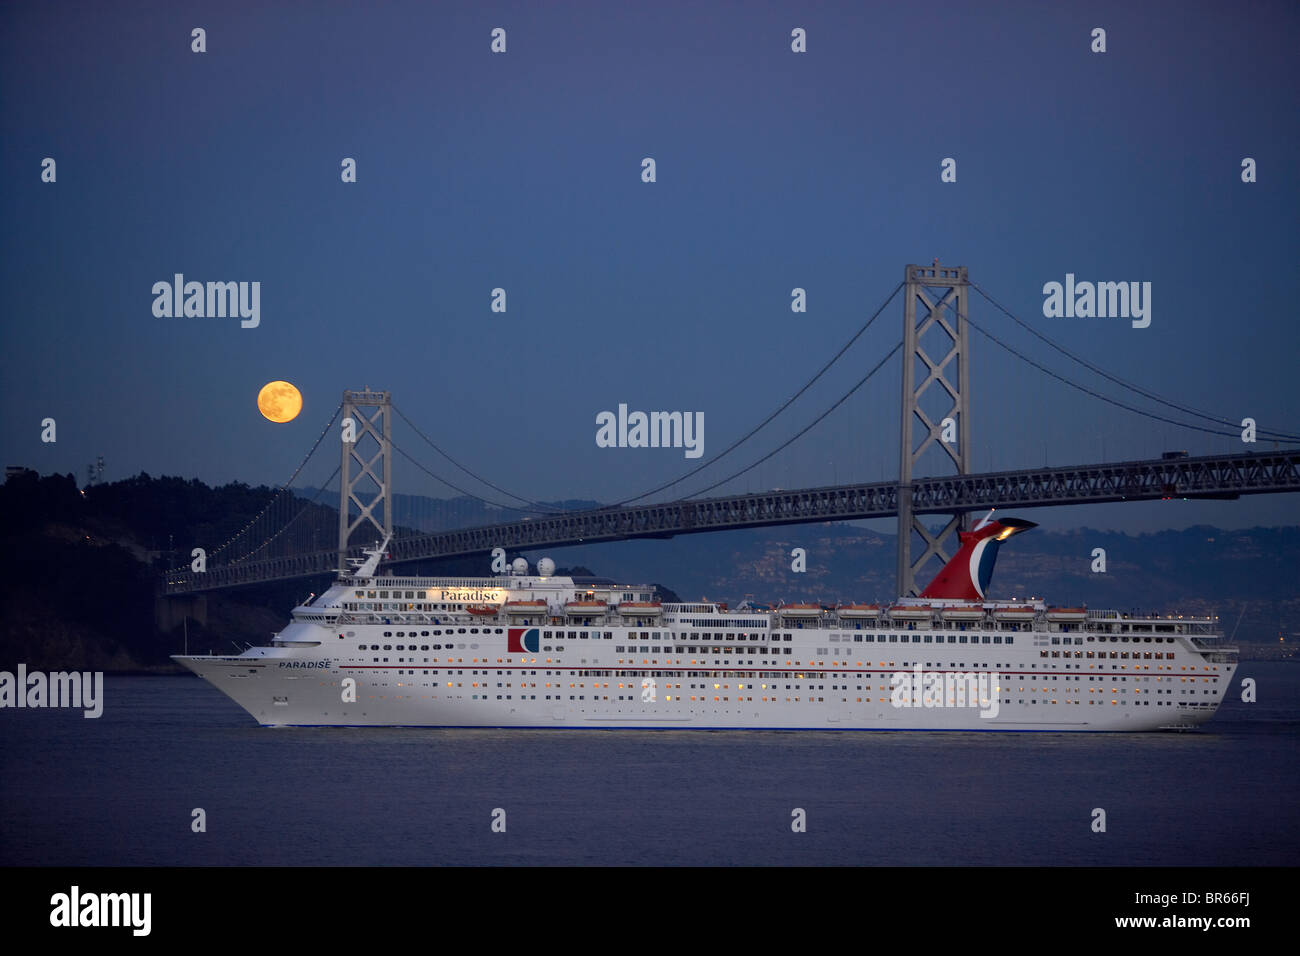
[383, 645, 392, 650]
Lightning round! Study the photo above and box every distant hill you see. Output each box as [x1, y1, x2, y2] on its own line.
[295, 486, 603, 533]
[2, 471, 1295, 671]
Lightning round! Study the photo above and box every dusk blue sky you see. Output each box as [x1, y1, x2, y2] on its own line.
[3, 0, 1297, 535]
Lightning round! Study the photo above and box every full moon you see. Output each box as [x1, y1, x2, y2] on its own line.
[257, 381, 303, 423]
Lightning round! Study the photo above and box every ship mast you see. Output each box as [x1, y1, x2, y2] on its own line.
[348, 535, 393, 579]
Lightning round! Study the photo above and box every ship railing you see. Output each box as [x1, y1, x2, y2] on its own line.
[336, 611, 473, 626]
[1088, 608, 1219, 624]
[340, 575, 498, 589]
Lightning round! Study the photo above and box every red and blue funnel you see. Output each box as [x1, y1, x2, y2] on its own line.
[918, 513, 1037, 601]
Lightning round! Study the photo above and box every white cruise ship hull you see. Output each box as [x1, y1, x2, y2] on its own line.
[175, 528, 1236, 733]
[174, 616, 1235, 733]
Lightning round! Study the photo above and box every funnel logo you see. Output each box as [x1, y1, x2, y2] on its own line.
[508, 628, 540, 654]
[920, 511, 1036, 601]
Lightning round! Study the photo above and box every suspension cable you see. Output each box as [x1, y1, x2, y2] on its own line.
[608, 280, 904, 507]
[971, 282, 1299, 441]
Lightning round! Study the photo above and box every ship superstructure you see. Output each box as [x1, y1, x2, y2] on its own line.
[174, 517, 1237, 731]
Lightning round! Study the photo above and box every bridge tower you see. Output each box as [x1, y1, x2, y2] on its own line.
[339, 388, 393, 571]
[897, 262, 972, 596]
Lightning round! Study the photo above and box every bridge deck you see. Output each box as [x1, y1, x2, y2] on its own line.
[160, 450, 1300, 594]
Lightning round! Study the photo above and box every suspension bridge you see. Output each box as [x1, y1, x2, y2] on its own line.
[159, 263, 1300, 598]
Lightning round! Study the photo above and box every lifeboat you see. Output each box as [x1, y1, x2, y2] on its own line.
[565, 600, 608, 616]
[888, 604, 932, 621]
[992, 605, 1037, 621]
[939, 604, 985, 622]
[778, 603, 823, 619]
[1046, 607, 1087, 622]
[835, 603, 880, 619]
[466, 604, 498, 616]
[618, 601, 663, 617]
[504, 600, 547, 616]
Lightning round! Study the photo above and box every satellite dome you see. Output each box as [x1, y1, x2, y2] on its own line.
[511, 557, 529, 574]
[538, 557, 555, 577]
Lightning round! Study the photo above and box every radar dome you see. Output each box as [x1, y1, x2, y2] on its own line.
[538, 557, 556, 576]
[511, 557, 529, 574]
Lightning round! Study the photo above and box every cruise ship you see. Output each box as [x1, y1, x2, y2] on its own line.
[174, 514, 1237, 731]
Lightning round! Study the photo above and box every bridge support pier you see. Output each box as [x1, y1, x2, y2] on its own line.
[339, 388, 393, 572]
[155, 593, 207, 632]
[898, 262, 971, 596]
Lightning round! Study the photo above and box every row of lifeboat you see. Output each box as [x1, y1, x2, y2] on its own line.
[561, 600, 665, 618]
[775, 603, 1088, 622]
[465, 599, 1087, 623]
